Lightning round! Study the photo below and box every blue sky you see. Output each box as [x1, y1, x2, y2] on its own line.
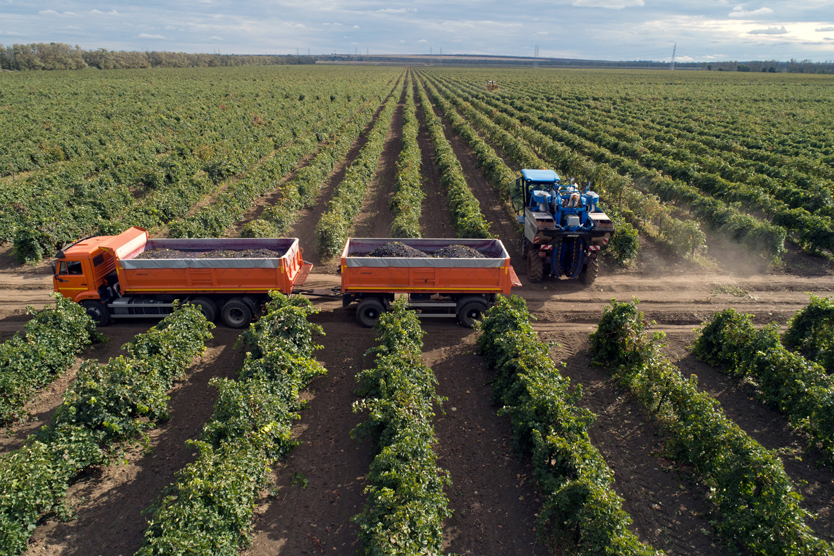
[1, 0, 832, 62]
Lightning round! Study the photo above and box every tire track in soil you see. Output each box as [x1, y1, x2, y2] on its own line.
[286, 75, 404, 276]
[351, 78, 406, 238]
[413, 72, 457, 239]
[242, 305, 375, 556]
[664, 334, 834, 543]
[423, 325, 548, 556]
[415, 76, 524, 272]
[540, 328, 723, 556]
[26, 327, 245, 556]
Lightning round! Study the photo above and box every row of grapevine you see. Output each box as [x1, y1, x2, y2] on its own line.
[692, 308, 834, 464]
[415, 77, 492, 239]
[351, 298, 451, 554]
[137, 293, 326, 555]
[0, 294, 99, 424]
[477, 296, 661, 555]
[0, 304, 213, 555]
[783, 295, 834, 372]
[421, 74, 651, 263]
[315, 77, 402, 257]
[434, 75, 786, 261]
[241, 97, 382, 238]
[389, 72, 425, 238]
[589, 300, 831, 555]
[1, 67, 400, 262]
[512, 97, 834, 253]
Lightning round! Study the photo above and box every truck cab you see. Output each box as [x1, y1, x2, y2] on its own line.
[53, 235, 120, 325]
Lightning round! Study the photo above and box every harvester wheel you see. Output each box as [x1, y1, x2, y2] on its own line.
[527, 245, 544, 283]
[81, 300, 110, 327]
[221, 298, 253, 329]
[580, 256, 599, 285]
[356, 297, 385, 328]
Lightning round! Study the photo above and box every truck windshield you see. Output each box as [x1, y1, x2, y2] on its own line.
[59, 261, 83, 275]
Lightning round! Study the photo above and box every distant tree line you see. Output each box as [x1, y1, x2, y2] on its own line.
[0, 42, 315, 71]
[319, 54, 834, 74]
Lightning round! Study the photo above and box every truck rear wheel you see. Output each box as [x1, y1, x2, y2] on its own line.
[190, 297, 218, 323]
[458, 299, 488, 328]
[356, 297, 385, 328]
[81, 300, 110, 326]
[221, 299, 253, 329]
[527, 245, 544, 283]
[580, 256, 599, 286]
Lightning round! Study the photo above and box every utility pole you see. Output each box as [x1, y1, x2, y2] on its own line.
[670, 42, 676, 70]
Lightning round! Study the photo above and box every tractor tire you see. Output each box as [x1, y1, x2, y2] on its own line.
[81, 300, 110, 327]
[520, 234, 528, 259]
[190, 297, 218, 323]
[356, 297, 386, 328]
[580, 256, 599, 286]
[221, 298, 253, 329]
[527, 245, 544, 283]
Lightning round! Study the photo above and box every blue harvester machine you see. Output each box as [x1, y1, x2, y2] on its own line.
[513, 169, 615, 284]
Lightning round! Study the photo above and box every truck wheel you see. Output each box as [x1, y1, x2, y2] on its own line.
[81, 300, 110, 326]
[527, 245, 544, 283]
[221, 299, 253, 329]
[356, 298, 385, 328]
[190, 297, 218, 322]
[458, 299, 488, 328]
[580, 256, 599, 285]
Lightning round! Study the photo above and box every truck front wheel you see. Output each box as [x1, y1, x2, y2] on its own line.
[356, 297, 385, 328]
[81, 300, 110, 326]
[221, 299, 253, 329]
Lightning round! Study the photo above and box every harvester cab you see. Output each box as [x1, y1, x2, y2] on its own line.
[487, 80, 498, 91]
[512, 169, 615, 284]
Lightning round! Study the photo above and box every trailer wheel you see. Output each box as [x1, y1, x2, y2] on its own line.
[190, 297, 218, 322]
[221, 299, 253, 329]
[356, 298, 385, 328]
[458, 299, 488, 329]
[580, 256, 599, 286]
[527, 245, 544, 283]
[81, 300, 110, 327]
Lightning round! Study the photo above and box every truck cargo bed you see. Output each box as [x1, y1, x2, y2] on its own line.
[340, 238, 520, 294]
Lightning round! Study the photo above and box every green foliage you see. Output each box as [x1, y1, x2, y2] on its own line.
[692, 307, 834, 463]
[351, 299, 452, 555]
[137, 292, 326, 554]
[783, 295, 834, 372]
[416, 80, 492, 239]
[315, 80, 401, 258]
[593, 300, 832, 555]
[0, 305, 212, 555]
[478, 296, 660, 556]
[0, 293, 99, 424]
[389, 75, 425, 238]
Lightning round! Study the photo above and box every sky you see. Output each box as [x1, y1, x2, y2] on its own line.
[1, 0, 833, 62]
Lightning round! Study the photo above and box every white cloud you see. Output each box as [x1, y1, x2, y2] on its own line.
[210, 36, 223, 40]
[535, 31, 549, 35]
[38, 9, 59, 15]
[0, 31, 25, 36]
[572, 0, 644, 8]
[816, 26, 834, 32]
[418, 39, 428, 43]
[353, 25, 359, 29]
[138, 33, 167, 39]
[749, 25, 787, 34]
[729, 7, 773, 18]
[376, 8, 417, 13]
[90, 9, 120, 15]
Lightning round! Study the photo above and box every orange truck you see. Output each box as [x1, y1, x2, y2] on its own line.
[331, 237, 521, 327]
[53, 227, 311, 328]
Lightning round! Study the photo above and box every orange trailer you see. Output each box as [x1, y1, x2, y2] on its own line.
[335, 238, 521, 327]
[53, 227, 311, 328]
